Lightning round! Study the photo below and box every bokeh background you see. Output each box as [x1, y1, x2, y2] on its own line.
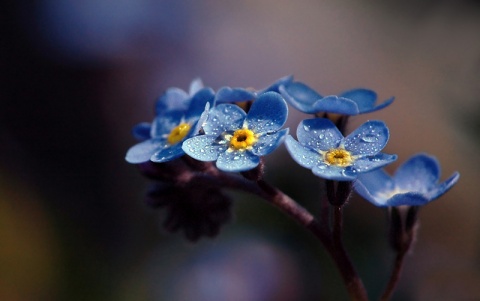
[1, 0, 480, 300]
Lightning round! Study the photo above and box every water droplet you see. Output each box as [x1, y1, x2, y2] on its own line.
[233, 155, 240, 160]
[361, 134, 378, 143]
[303, 125, 310, 131]
[319, 134, 325, 139]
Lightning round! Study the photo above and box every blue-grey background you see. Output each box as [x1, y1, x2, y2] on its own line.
[1, 0, 479, 300]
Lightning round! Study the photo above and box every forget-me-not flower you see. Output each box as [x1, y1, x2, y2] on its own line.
[214, 75, 294, 106]
[354, 153, 460, 207]
[285, 118, 397, 181]
[257, 75, 294, 95]
[279, 81, 394, 115]
[132, 78, 205, 141]
[125, 85, 215, 164]
[182, 92, 289, 172]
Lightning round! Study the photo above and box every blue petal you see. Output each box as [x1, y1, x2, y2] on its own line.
[366, 96, 395, 113]
[155, 88, 189, 114]
[132, 122, 151, 141]
[312, 96, 359, 115]
[257, 75, 294, 94]
[203, 104, 246, 136]
[385, 193, 430, 207]
[151, 144, 185, 163]
[252, 128, 288, 156]
[393, 154, 440, 193]
[284, 135, 320, 169]
[216, 150, 260, 172]
[189, 78, 204, 95]
[346, 153, 397, 176]
[215, 87, 256, 104]
[279, 82, 321, 113]
[340, 89, 394, 113]
[182, 135, 226, 162]
[296, 118, 343, 151]
[150, 111, 184, 137]
[355, 168, 395, 203]
[245, 92, 288, 133]
[343, 120, 389, 156]
[340, 89, 377, 111]
[125, 138, 166, 164]
[425, 172, 460, 200]
[184, 88, 215, 121]
[312, 164, 356, 181]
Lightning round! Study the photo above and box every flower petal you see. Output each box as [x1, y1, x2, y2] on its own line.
[150, 111, 184, 137]
[346, 153, 397, 177]
[132, 122, 151, 141]
[125, 138, 166, 164]
[155, 88, 189, 114]
[151, 144, 185, 163]
[189, 78, 204, 96]
[385, 193, 430, 207]
[215, 87, 256, 104]
[340, 89, 376, 110]
[296, 118, 343, 151]
[279, 82, 321, 113]
[184, 88, 215, 121]
[339, 89, 394, 113]
[203, 104, 246, 136]
[312, 96, 359, 115]
[312, 164, 356, 181]
[284, 135, 320, 169]
[182, 135, 225, 161]
[425, 172, 460, 200]
[245, 92, 288, 133]
[252, 128, 289, 156]
[354, 169, 395, 205]
[257, 75, 294, 94]
[216, 150, 260, 172]
[393, 154, 440, 193]
[343, 120, 389, 156]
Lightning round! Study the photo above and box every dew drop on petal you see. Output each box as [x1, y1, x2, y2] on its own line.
[303, 125, 310, 131]
[361, 134, 378, 143]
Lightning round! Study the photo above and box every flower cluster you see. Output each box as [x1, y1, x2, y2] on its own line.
[126, 76, 459, 232]
[125, 76, 459, 299]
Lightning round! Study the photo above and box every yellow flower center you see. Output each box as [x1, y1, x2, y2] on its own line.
[167, 123, 191, 145]
[229, 128, 257, 151]
[324, 148, 353, 167]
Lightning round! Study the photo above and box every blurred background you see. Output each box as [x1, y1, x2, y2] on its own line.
[1, 0, 480, 300]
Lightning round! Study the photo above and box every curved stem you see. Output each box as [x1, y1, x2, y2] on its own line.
[206, 170, 369, 300]
[380, 250, 407, 301]
[332, 205, 343, 245]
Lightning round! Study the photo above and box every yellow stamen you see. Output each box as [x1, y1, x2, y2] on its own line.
[229, 128, 257, 151]
[167, 123, 191, 145]
[324, 148, 353, 167]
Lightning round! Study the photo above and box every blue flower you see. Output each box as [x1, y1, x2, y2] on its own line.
[132, 78, 205, 141]
[214, 75, 294, 105]
[214, 86, 257, 105]
[285, 118, 397, 181]
[257, 75, 293, 95]
[279, 81, 394, 115]
[182, 92, 289, 172]
[354, 153, 460, 207]
[125, 85, 215, 164]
